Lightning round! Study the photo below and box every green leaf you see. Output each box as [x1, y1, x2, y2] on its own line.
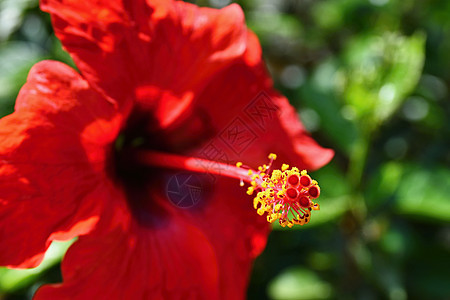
[0, 239, 74, 292]
[0, 41, 45, 116]
[339, 32, 426, 126]
[366, 161, 404, 209]
[247, 12, 304, 44]
[268, 266, 333, 300]
[299, 60, 359, 154]
[0, 0, 38, 41]
[395, 165, 450, 222]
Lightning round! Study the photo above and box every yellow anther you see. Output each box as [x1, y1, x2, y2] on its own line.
[267, 213, 278, 223]
[271, 170, 282, 181]
[311, 180, 318, 185]
[268, 153, 277, 160]
[301, 169, 307, 176]
[261, 182, 268, 188]
[247, 186, 254, 195]
[274, 204, 282, 211]
[236, 162, 243, 168]
[293, 217, 305, 225]
[287, 221, 294, 228]
[250, 180, 256, 186]
[248, 169, 253, 176]
[281, 164, 289, 171]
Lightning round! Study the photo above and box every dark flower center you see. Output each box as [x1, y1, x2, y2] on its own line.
[109, 112, 168, 227]
[109, 108, 214, 227]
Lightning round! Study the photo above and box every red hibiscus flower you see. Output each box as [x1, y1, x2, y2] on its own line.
[0, 0, 333, 299]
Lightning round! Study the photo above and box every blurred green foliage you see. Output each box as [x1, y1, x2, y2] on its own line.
[242, 0, 450, 299]
[0, 0, 449, 299]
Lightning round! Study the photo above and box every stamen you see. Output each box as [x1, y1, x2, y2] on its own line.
[137, 150, 321, 227]
[240, 153, 321, 227]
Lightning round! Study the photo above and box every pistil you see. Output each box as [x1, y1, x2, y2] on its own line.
[137, 150, 251, 182]
[137, 150, 321, 227]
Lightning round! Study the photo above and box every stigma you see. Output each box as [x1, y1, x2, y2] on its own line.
[237, 154, 321, 228]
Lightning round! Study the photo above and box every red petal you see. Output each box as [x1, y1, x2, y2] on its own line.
[0, 61, 121, 268]
[268, 92, 335, 170]
[189, 31, 334, 170]
[182, 177, 270, 299]
[34, 190, 221, 299]
[41, 0, 247, 127]
[34, 173, 267, 299]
